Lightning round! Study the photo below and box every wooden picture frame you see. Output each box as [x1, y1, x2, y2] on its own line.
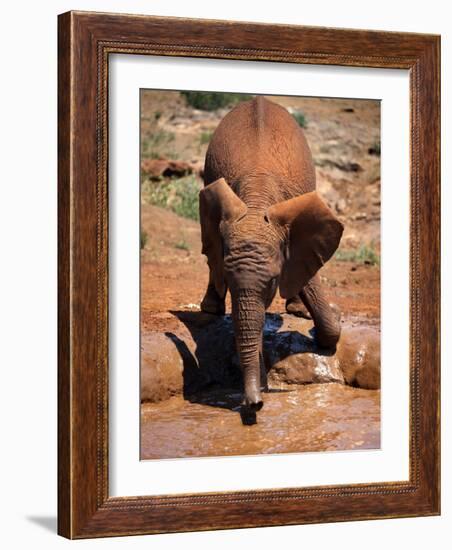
[58, 10, 440, 538]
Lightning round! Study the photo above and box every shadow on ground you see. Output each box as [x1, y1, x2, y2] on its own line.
[166, 311, 336, 425]
[26, 516, 57, 534]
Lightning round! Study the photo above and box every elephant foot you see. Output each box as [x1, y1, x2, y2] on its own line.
[285, 296, 311, 319]
[200, 284, 225, 315]
[315, 330, 340, 349]
[315, 303, 341, 349]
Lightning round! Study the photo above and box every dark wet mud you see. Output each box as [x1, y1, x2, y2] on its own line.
[141, 383, 380, 460]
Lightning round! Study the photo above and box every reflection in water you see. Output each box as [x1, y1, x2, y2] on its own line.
[141, 384, 380, 459]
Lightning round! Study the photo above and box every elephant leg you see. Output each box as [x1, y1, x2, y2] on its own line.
[199, 199, 226, 315]
[299, 274, 341, 348]
[200, 271, 226, 315]
[285, 294, 311, 319]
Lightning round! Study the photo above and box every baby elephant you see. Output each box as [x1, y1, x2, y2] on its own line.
[199, 97, 343, 411]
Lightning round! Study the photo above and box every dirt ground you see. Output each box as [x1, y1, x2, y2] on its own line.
[139, 91, 381, 459]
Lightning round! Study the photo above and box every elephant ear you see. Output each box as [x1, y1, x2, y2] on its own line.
[199, 178, 247, 296]
[267, 191, 343, 299]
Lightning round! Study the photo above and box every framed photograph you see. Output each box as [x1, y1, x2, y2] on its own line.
[58, 11, 440, 538]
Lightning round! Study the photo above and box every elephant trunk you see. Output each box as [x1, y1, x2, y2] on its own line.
[232, 289, 266, 410]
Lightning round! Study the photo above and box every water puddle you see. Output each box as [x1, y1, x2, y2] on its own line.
[141, 383, 380, 459]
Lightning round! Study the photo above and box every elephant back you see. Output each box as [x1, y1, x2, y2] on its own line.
[204, 96, 315, 197]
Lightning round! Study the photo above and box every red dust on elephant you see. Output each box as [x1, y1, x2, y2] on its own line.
[199, 97, 343, 412]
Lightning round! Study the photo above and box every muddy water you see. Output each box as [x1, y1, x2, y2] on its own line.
[141, 384, 380, 460]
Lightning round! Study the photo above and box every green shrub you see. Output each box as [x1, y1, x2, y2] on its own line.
[175, 240, 190, 251]
[368, 141, 381, 156]
[141, 130, 175, 159]
[199, 131, 214, 145]
[335, 243, 380, 266]
[140, 229, 148, 250]
[143, 175, 201, 221]
[181, 91, 252, 111]
[292, 111, 307, 128]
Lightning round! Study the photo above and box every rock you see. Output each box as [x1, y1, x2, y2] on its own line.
[141, 158, 204, 179]
[266, 317, 380, 390]
[265, 315, 344, 386]
[339, 161, 362, 172]
[368, 144, 381, 156]
[140, 314, 242, 403]
[140, 313, 380, 402]
[188, 160, 204, 178]
[269, 352, 343, 385]
[314, 157, 363, 172]
[342, 233, 360, 248]
[353, 212, 367, 221]
[336, 327, 380, 389]
[336, 198, 347, 214]
[141, 333, 184, 402]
